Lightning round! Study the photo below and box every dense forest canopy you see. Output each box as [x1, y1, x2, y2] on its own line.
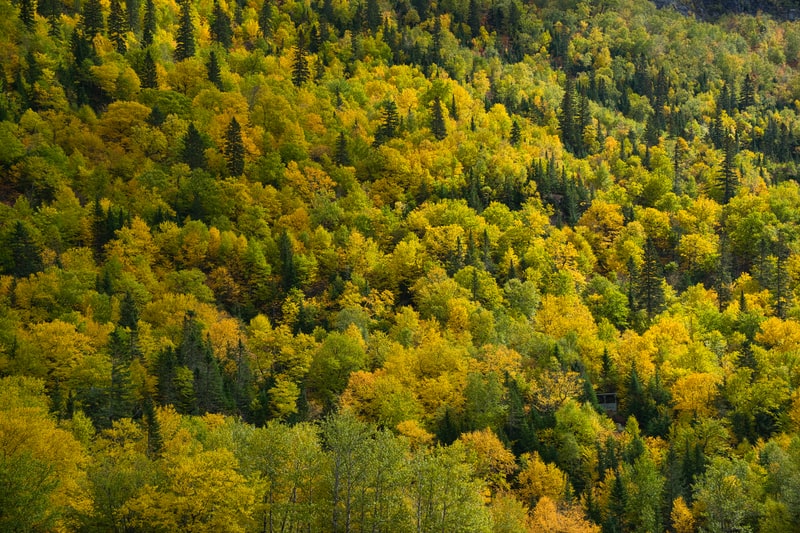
[5, 0, 800, 530]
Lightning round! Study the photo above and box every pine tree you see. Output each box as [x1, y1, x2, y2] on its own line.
[140, 50, 157, 88]
[210, 0, 232, 49]
[430, 95, 446, 140]
[740, 72, 755, 109]
[207, 50, 223, 89]
[224, 117, 245, 176]
[468, 0, 481, 38]
[291, 41, 309, 86]
[125, 0, 139, 34]
[334, 131, 350, 166]
[373, 99, 399, 146]
[119, 291, 140, 330]
[141, 0, 156, 46]
[510, 119, 521, 146]
[19, 0, 35, 30]
[81, 0, 105, 37]
[637, 238, 664, 319]
[109, 0, 128, 53]
[449, 94, 458, 121]
[9, 221, 43, 278]
[279, 230, 297, 290]
[182, 123, 207, 170]
[174, 0, 195, 61]
[143, 397, 163, 458]
[559, 76, 577, 152]
[365, 0, 380, 33]
[720, 132, 737, 204]
[258, 0, 272, 38]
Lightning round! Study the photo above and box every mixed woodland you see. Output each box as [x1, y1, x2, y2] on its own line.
[6, 0, 800, 530]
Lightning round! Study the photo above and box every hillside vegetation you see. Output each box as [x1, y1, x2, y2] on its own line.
[4, 0, 800, 530]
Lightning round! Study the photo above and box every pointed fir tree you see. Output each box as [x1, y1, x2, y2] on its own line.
[182, 123, 207, 170]
[258, 0, 272, 38]
[109, 0, 128, 53]
[143, 397, 163, 458]
[637, 237, 664, 319]
[373, 99, 399, 146]
[141, 0, 156, 46]
[334, 131, 350, 166]
[125, 0, 139, 34]
[174, 0, 195, 61]
[559, 76, 577, 152]
[81, 0, 105, 37]
[140, 50, 158, 88]
[224, 117, 245, 176]
[291, 40, 310, 86]
[210, 0, 232, 49]
[365, 0, 380, 33]
[720, 132, 737, 204]
[430, 95, 446, 140]
[510, 119, 521, 146]
[19, 0, 35, 30]
[9, 221, 43, 278]
[207, 50, 223, 89]
[279, 229, 297, 290]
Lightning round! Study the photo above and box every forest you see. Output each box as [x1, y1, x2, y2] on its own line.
[4, 0, 800, 530]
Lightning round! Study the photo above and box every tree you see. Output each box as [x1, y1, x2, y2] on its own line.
[125, 0, 140, 34]
[559, 77, 578, 153]
[291, 41, 310, 86]
[365, 0, 380, 33]
[19, 0, 35, 30]
[207, 50, 223, 89]
[210, 0, 232, 49]
[636, 238, 664, 319]
[174, 0, 195, 61]
[258, 0, 272, 38]
[81, 0, 105, 37]
[510, 119, 521, 146]
[224, 116, 245, 176]
[182, 123, 207, 170]
[373, 100, 399, 146]
[720, 132, 737, 205]
[109, 0, 128, 53]
[334, 131, 350, 166]
[279, 230, 297, 290]
[431, 96, 447, 140]
[140, 50, 158, 89]
[142, 0, 156, 46]
[9, 221, 43, 278]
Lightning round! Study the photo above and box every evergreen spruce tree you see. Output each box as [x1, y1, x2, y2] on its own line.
[740, 72, 755, 109]
[334, 131, 350, 166]
[174, 0, 195, 61]
[468, 0, 481, 38]
[373, 99, 399, 146]
[430, 95, 446, 140]
[143, 397, 163, 458]
[720, 132, 737, 204]
[19, 0, 35, 30]
[125, 0, 139, 34]
[182, 123, 207, 170]
[140, 50, 158, 89]
[510, 119, 521, 146]
[81, 0, 105, 37]
[108, 0, 128, 53]
[141, 0, 156, 46]
[365, 0, 380, 33]
[559, 76, 577, 152]
[224, 117, 245, 176]
[449, 94, 458, 121]
[258, 0, 272, 38]
[210, 0, 232, 49]
[291, 40, 310, 86]
[9, 221, 43, 278]
[279, 230, 298, 290]
[207, 50, 223, 89]
[637, 237, 664, 319]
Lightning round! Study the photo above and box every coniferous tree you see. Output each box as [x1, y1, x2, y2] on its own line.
[559, 76, 577, 152]
[9, 221, 43, 278]
[334, 131, 350, 166]
[373, 99, 399, 146]
[182, 123, 207, 170]
[108, 0, 128, 53]
[468, 0, 481, 38]
[279, 230, 297, 290]
[224, 117, 245, 176]
[365, 0, 380, 33]
[740, 72, 755, 109]
[430, 95, 446, 140]
[125, 0, 139, 34]
[143, 397, 163, 458]
[207, 50, 223, 89]
[258, 0, 272, 38]
[140, 50, 157, 88]
[19, 0, 35, 30]
[510, 119, 521, 146]
[81, 0, 105, 37]
[637, 237, 664, 319]
[720, 132, 737, 204]
[291, 41, 310, 86]
[141, 0, 156, 46]
[174, 0, 195, 61]
[210, 0, 232, 49]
